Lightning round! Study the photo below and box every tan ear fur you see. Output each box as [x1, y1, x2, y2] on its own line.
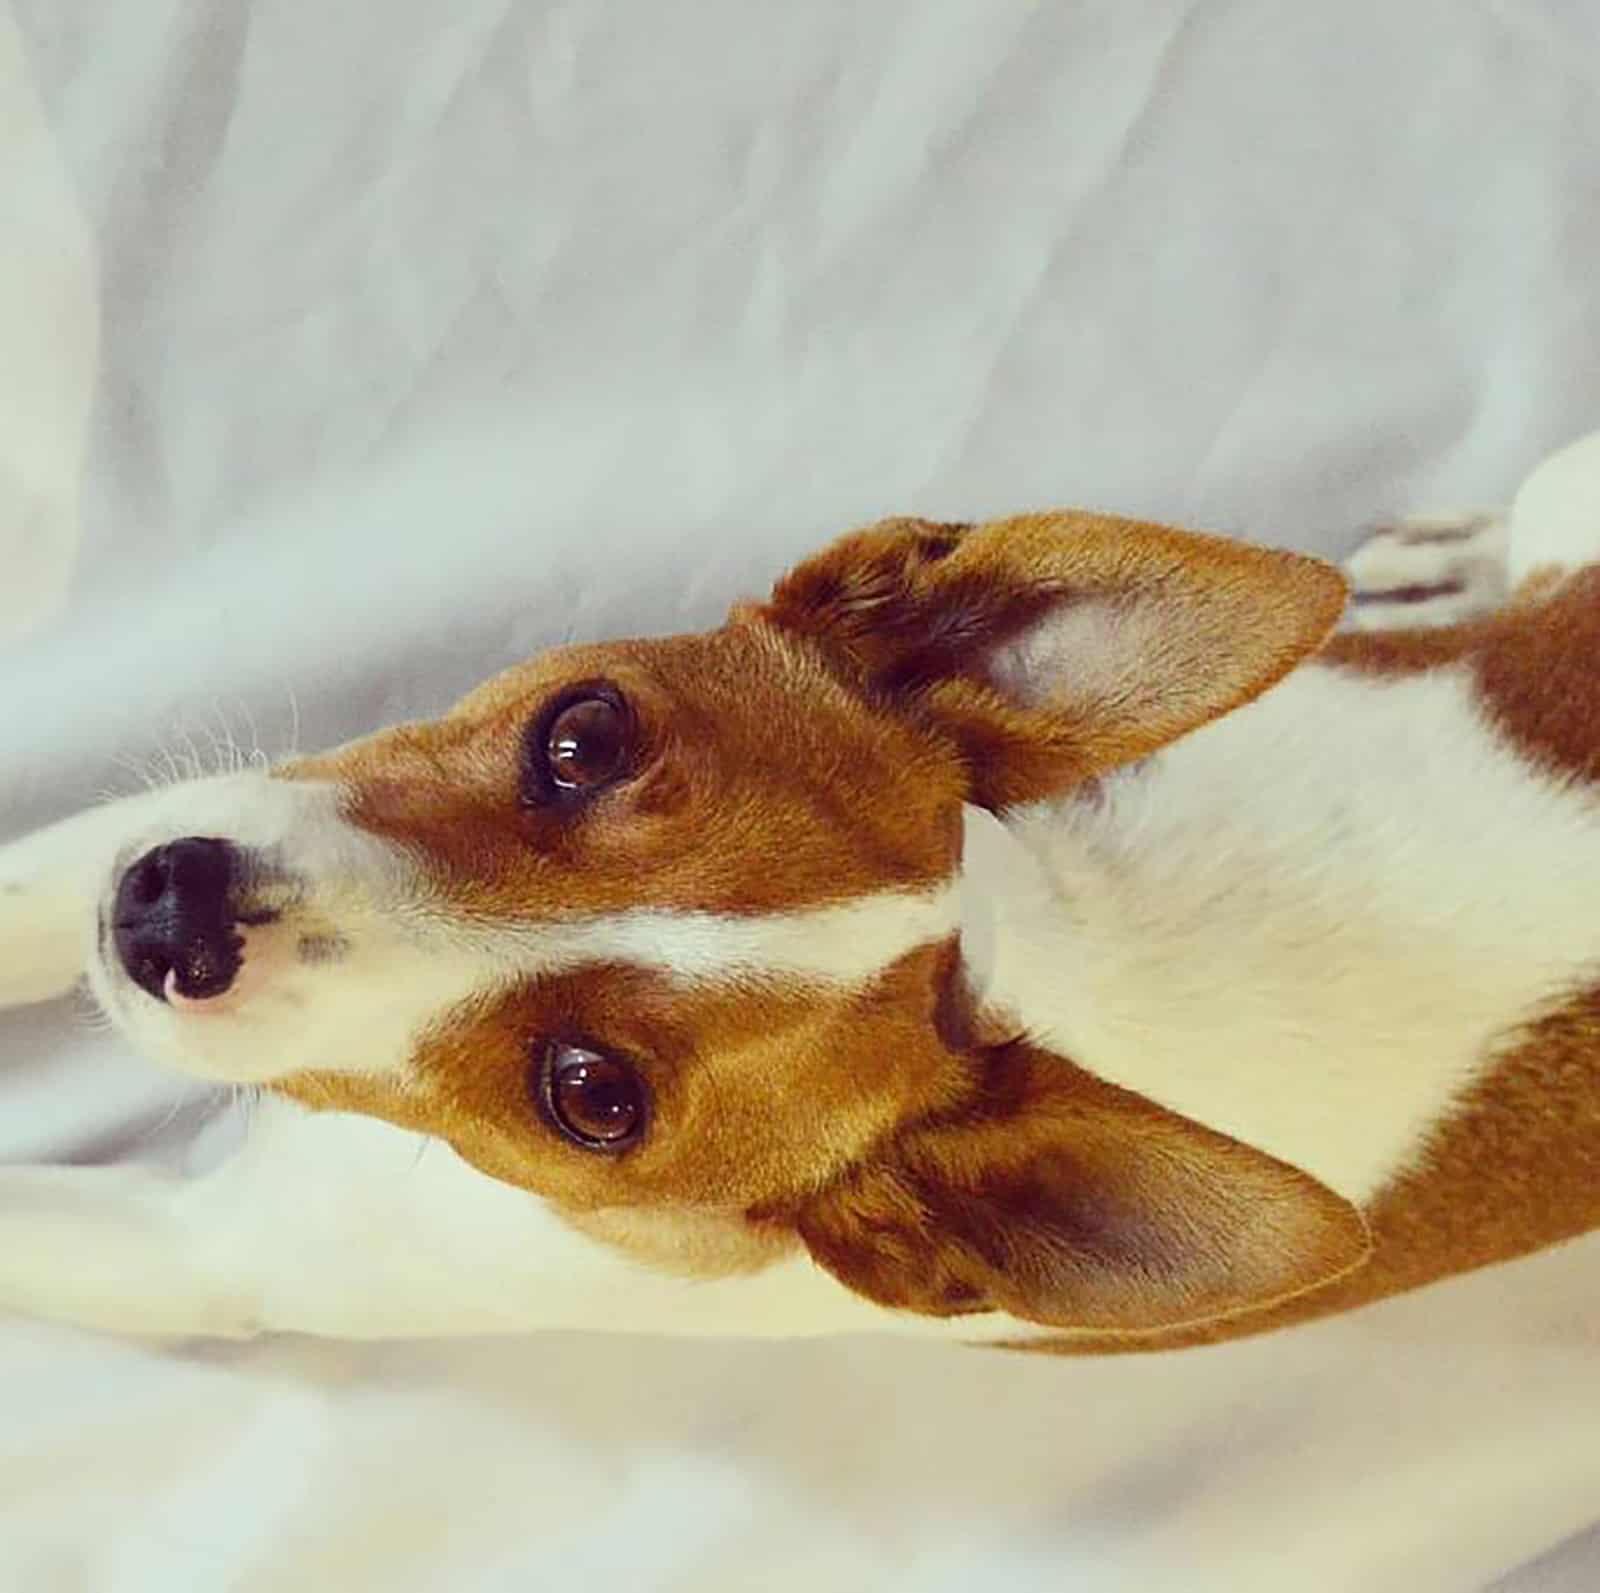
[757, 512, 1348, 806]
[795, 1044, 1371, 1334]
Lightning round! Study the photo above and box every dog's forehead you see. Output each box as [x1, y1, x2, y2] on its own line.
[295, 620, 966, 922]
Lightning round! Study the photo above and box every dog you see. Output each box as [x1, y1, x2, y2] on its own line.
[1, 429, 1598, 1350]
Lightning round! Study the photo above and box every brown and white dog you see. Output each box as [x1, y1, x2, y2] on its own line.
[1, 430, 1598, 1350]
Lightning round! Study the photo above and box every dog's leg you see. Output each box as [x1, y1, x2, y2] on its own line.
[0, 806, 112, 1009]
[1341, 428, 1600, 632]
[0, 1160, 268, 1337]
[0, 1115, 524, 1338]
[1340, 511, 1510, 632]
[0, 1099, 521, 1338]
[0, 1098, 690, 1340]
[0, 1097, 890, 1342]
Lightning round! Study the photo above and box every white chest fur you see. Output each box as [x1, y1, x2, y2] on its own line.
[961, 661, 1600, 1203]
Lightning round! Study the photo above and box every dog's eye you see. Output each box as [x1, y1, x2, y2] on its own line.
[536, 1039, 649, 1152]
[524, 685, 633, 803]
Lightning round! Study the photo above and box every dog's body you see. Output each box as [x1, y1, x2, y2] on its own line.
[3, 431, 1599, 1349]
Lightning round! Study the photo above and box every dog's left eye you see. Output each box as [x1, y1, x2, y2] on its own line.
[535, 1039, 649, 1151]
[524, 685, 633, 803]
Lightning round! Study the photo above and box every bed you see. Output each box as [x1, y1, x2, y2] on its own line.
[4, 1, 1599, 1586]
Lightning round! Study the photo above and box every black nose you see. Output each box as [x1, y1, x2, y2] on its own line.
[112, 838, 243, 1003]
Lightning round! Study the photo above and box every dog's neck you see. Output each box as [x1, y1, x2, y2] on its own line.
[962, 656, 1600, 1210]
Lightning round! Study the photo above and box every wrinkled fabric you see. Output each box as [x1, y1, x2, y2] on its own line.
[3, 1, 1599, 1587]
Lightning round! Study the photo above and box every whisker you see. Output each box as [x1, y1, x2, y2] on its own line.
[175, 726, 205, 782]
[199, 703, 237, 778]
[237, 695, 271, 773]
[131, 1089, 198, 1149]
[225, 718, 244, 775]
[68, 986, 116, 1034]
[111, 750, 165, 793]
[230, 1082, 262, 1133]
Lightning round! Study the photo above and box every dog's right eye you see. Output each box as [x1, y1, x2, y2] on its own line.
[522, 684, 634, 805]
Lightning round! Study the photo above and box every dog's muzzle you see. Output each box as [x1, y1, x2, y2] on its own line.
[112, 837, 247, 1003]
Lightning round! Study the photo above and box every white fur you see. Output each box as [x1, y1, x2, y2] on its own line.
[467, 884, 960, 990]
[76, 774, 464, 1085]
[1341, 513, 1510, 630]
[988, 598, 1168, 709]
[968, 662, 1600, 1203]
[1507, 427, 1600, 588]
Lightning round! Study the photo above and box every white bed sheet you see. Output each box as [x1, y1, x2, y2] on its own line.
[4, 1, 1600, 1587]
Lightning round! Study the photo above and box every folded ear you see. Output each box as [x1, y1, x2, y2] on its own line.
[795, 1045, 1371, 1335]
[755, 512, 1347, 807]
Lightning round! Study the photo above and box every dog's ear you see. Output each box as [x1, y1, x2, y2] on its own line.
[751, 512, 1347, 807]
[794, 1045, 1370, 1334]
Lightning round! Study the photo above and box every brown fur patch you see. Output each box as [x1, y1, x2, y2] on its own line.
[1511, 563, 1571, 607]
[1325, 565, 1600, 785]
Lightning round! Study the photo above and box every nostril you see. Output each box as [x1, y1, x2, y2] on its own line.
[132, 947, 174, 995]
[124, 851, 171, 912]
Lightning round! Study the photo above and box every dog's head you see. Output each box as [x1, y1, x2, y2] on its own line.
[92, 511, 1366, 1334]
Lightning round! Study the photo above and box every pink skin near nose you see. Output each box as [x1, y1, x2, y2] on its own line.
[161, 929, 281, 1013]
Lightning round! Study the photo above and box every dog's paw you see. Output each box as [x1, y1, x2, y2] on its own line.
[0, 819, 101, 1009]
[0, 873, 88, 1008]
[1341, 512, 1510, 632]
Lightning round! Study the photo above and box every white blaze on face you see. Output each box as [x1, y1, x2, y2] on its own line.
[454, 885, 962, 987]
[90, 769, 963, 1086]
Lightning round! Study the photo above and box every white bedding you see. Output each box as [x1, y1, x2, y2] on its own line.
[4, 1, 1600, 1586]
